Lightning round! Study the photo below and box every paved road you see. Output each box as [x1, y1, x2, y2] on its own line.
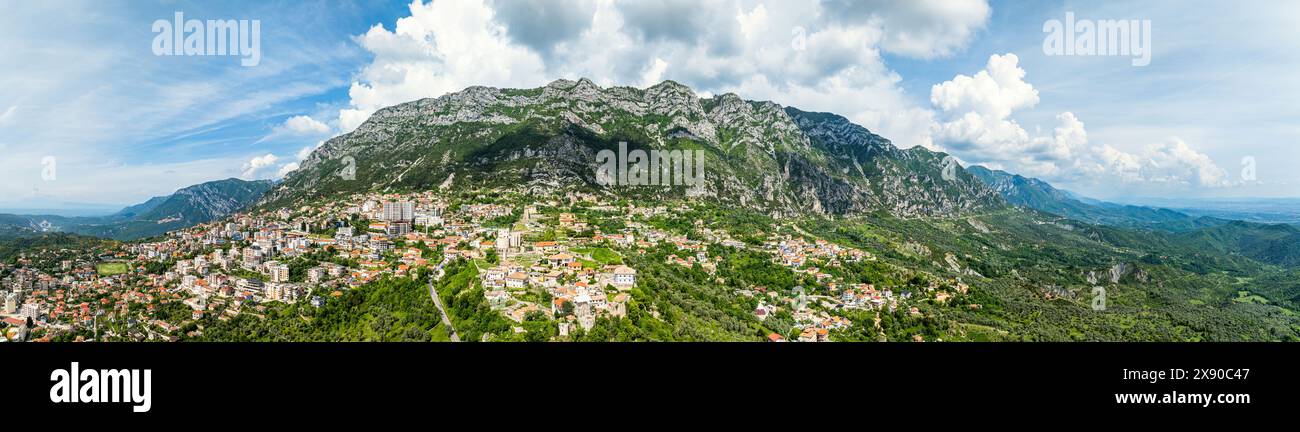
[428, 264, 460, 342]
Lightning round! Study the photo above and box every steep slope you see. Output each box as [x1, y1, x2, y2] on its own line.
[133, 178, 274, 224]
[0, 178, 273, 241]
[110, 195, 169, 219]
[785, 108, 1001, 216]
[84, 178, 274, 239]
[264, 79, 1004, 217]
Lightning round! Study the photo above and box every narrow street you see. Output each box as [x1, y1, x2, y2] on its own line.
[428, 263, 459, 342]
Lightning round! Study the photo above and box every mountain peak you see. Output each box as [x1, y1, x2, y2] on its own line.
[544, 77, 600, 92]
[266, 79, 1005, 217]
[646, 79, 693, 93]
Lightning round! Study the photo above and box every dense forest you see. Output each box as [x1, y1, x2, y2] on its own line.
[193, 274, 447, 342]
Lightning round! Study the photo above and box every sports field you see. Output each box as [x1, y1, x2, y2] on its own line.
[96, 262, 129, 276]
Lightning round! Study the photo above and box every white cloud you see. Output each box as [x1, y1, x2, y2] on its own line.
[1140, 138, 1230, 188]
[241, 154, 280, 180]
[821, 0, 990, 58]
[931, 54, 1039, 120]
[297, 141, 324, 161]
[640, 57, 669, 87]
[255, 116, 334, 145]
[338, 0, 547, 132]
[270, 1, 1237, 195]
[280, 115, 332, 135]
[277, 162, 301, 178]
[242, 152, 306, 180]
[930, 54, 1230, 190]
[489, 0, 597, 59]
[736, 4, 769, 40]
[4, 0, 1293, 206]
[246, 140, 325, 180]
[334, 0, 989, 141]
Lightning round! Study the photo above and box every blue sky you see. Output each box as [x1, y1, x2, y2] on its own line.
[2, 0, 1298, 212]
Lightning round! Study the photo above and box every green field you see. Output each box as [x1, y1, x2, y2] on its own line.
[573, 247, 622, 265]
[96, 262, 129, 276]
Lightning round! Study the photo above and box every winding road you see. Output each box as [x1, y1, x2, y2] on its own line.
[428, 263, 460, 342]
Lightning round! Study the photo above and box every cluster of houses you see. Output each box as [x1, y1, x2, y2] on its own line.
[479, 238, 639, 332]
[766, 236, 873, 269]
[1, 184, 970, 343]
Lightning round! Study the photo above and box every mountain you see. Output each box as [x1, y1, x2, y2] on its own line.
[1108, 197, 1300, 225]
[966, 165, 1221, 231]
[0, 213, 83, 239]
[965, 165, 1300, 268]
[9, 80, 1300, 342]
[264, 79, 1003, 217]
[134, 178, 274, 224]
[0, 178, 273, 241]
[111, 195, 169, 219]
[965, 165, 1072, 210]
[268, 78, 1300, 270]
[1175, 220, 1300, 267]
[79, 178, 275, 240]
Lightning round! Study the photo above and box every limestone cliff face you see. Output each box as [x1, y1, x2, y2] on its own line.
[265, 79, 1004, 217]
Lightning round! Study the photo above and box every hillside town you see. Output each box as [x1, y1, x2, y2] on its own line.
[1, 190, 966, 343]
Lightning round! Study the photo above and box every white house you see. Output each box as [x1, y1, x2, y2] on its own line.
[612, 265, 636, 287]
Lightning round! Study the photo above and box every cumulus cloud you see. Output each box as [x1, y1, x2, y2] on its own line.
[932, 54, 1039, 120]
[280, 115, 332, 135]
[490, 0, 596, 60]
[640, 57, 669, 87]
[258, 141, 326, 179]
[821, 0, 990, 58]
[615, 0, 743, 56]
[930, 54, 1042, 161]
[241, 154, 280, 179]
[329, 1, 1231, 192]
[338, 0, 547, 132]
[255, 115, 333, 145]
[1137, 138, 1229, 187]
[931, 54, 1229, 189]
[277, 162, 300, 178]
[333, 0, 989, 143]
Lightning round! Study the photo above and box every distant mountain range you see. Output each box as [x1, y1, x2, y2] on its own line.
[0, 178, 273, 240]
[1106, 197, 1300, 225]
[964, 165, 1300, 267]
[964, 165, 1222, 232]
